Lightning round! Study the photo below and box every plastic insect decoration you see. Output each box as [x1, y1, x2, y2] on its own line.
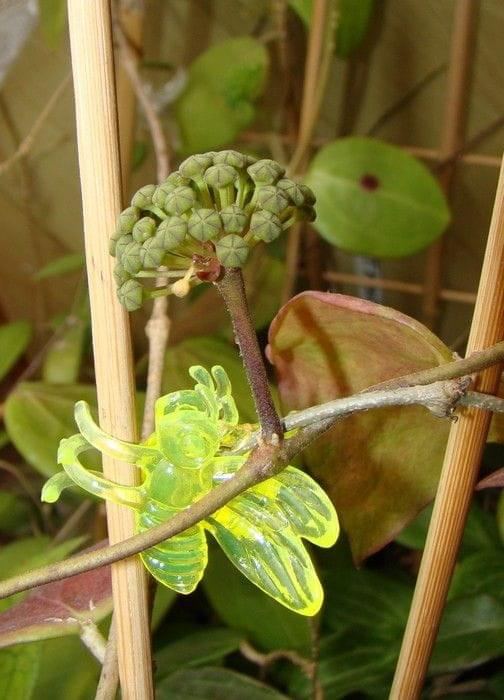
[42, 366, 339, 616]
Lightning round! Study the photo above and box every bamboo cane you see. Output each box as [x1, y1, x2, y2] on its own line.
[390, 152, 504, 698]
[422, 0, 476, 328]
[67, 2, 153, 697]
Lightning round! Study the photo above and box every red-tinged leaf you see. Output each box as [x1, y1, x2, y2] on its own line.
[0, 545, 112, 648]
[476, 469, 504, 490]
[267, 291, 454, 562]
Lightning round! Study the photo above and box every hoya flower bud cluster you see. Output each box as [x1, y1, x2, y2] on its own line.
[110, 150, 316, 311]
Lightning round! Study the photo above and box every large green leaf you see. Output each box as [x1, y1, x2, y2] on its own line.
[0, 644, 39, 700]
[449, 550, 504, 603]
[29, 636, 100, 699]
[0, 321, 31, 381]
[155, 628, 242, 680]
[157, 667, 289, 700]
[290, 0, 376, 57]
[4, 383, 98, 478]
[34, 253, 84, 280]
[430, 595, 504, 673]
[267, 291, 453, 562]
[305, 137, 450, 257]
[203, 545, 311, 653]
[41, 321, 87, 384]
[174, 37, 268, 154]
[163, 336, 256, 422]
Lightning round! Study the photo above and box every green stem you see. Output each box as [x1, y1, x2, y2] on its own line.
[216, 267, 283, 441]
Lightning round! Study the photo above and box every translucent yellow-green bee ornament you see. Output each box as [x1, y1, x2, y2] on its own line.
[42, 366, 339, 616]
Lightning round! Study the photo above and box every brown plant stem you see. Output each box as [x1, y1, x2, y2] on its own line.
[1, 370, 504, 600]
[216, 267, 283, 441]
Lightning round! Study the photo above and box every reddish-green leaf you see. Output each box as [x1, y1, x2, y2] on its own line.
[267, 291, 453, 562]
[0, 552, 112, 648]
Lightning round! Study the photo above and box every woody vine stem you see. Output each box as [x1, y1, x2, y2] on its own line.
[1, 340, 504, 600]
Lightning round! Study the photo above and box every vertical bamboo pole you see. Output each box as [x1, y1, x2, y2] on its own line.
[422, 0, 476, 328]
[390, 152, 504, 698]
[67, 2, 153, 698]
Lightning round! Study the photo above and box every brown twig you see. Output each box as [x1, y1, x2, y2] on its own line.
[239, 639, 315, 680]
[216, 267, 283, 441]
[95, 616, 119, 700]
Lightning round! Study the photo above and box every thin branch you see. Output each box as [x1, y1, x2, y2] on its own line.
[2, 347, 504, 601]
[80, 620, 108, 664]
[0, 74, 71, 177]
[239, 639, 314, 678]
[216, 267, 283, 441]
[95, 617, 119, 700]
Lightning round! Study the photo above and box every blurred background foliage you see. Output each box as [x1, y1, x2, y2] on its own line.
[0, 1, 503, 698]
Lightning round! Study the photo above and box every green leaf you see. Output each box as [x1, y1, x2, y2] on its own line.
[132, 140, 149, 171]
[151, 585, 177, 631]
[289, 631, 395, 699]
[29, 636, 100, 699]
[289, 0, 376, 57]
[33, 253, 84, 280]
[397, 502, 502, 554]
[0, 321, 31, 381]
[449, 550, 504, 603]
[430, 595, 504, 673]
[39, 0, 67, 49]
[174, 37, 268, 153]
[0, 536, 84, 613]
[0, 644, 39, 700]
[0, 431, 9, 450]
[42, 321, 87, 384]
[335, 0, 375, 58]
[157, 667, 289, 700]
[155, 628, 243, 680]
[4, 383, 98, 478]
[163, 336, 256, 422]
[203, 545, 311, 653]
[268, 291, 453, 562]
[305, 137, 450, 257]
[0, 491, 30, 534]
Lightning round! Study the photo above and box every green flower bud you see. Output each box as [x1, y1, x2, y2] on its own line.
[256, 185, 289, 215]
[220, 205, 248, 234]
[299, 183, 316, 205]
[277, 178, 307, 206]
[157, 216, 187, 249]
[109, 230, 121, 256]
[247, 159, 284, 185]
[132, 216, 157, 243]
[215, 234, 249, 267]
[298, 205, 316, 222]
[152, 181, 175, 208]
[115, 234, 134, 262]
[121, 241, 143, 274]
[249, 210, 282, 242]
[140, 235, 166, 269]
[203, 164, 238, 189]
[118, 206, 140, 234]
[188, 208, 222, 242]
[113, 263, 131, 285]
[179, 153, 213, 178]
[131, 184, 156, 209]
[165, 186, 197, 215]
[166, 171, 190, 187]
[118, 279, 143, 311]
[213, 150, 247, 169]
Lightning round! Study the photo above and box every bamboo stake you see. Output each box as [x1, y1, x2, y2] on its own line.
[422, 0, 476, 328]
[390, 152, 504, 698]
[67, 2, 153, 698]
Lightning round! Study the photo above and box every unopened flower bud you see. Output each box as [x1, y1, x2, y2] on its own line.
[118, 279, 143, 311]
[203, 164, 238, 189]
[118, 206, 140, 234]
[121, 241, 143, 274]
[247, 159, 284, 185]
[179, 153, 213, 178]
[131, 184, 156, 209]
[256, 185, 289, 215]
[220, 205, 248, 234]
[113, 263, 131, 285]
[165, 186, 197, 215]
[188, 209, 222, 242]
[277, 178, 307, 206]
[115, 234, 134, 262]
[215, 234, 249, 267]
[166, 171, 190, 187]
[140, 235, 166, 269]
[152, 181, 175, 208]
[132, 216, 157, 243]
[299, 183, 316, 205]
[250, 210, 282, 242]
[157, 216, 187, 249]
[213, 150, 247, 169]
